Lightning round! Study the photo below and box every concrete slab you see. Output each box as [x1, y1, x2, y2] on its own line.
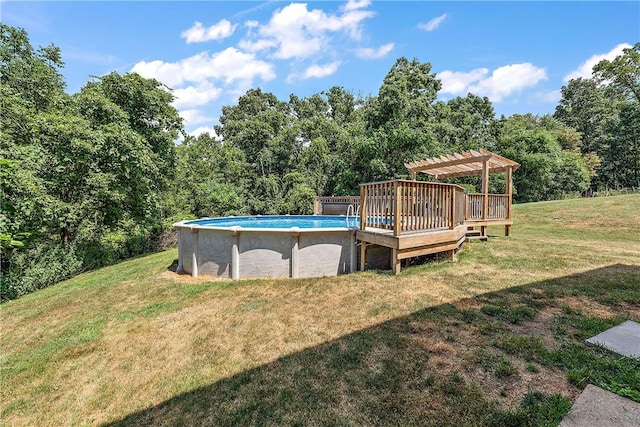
[585, 320, 640, 358]
[560, 384, 640, 427]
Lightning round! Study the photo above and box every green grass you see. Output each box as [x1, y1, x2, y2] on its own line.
[1, 194, 639, 426]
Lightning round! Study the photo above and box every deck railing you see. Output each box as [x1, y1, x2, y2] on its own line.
[360, 180, 466, 236]
[317, 185, 511, 234]
[313, 196, 361, 215]
[465, 193, 510, 220]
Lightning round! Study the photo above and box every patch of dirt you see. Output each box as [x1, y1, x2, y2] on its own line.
[508, 306, 564, 347]
[463, 358, 580, 410]
[452, 297, 482, 311]
[408, 304, 581, 410]
[623, 303, 640, 320]
[556, 296, 618, 318]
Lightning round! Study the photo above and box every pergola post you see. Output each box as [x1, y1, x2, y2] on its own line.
[481, 159, 489, 237]
[505, 166, 513, 237]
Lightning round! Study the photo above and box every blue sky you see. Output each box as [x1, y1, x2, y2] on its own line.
[3, 1, 639, 136]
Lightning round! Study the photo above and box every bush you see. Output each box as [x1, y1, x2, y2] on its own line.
[1, 243, 83, 301]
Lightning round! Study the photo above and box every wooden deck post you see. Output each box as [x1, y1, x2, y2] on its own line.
[505, 166, 513, 237]
[392, 248, 401, 275]
[394, 181, 402, 237]
[360, 241, 367, 272]
[450, 186, 456, 230]
[313, 197, 321, 215]
[360, 185, 367, 231]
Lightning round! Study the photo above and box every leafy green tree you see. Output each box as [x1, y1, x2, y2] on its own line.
[599, 102, 640, 188]
[496, 115, 589, 201]
[434, 94, 499, 154]
[593, 42, 640, 103]
[216, 89, 291, 163]
[554, 78, 611, 154]
[556, 44, 640, 189]
[324, 86, 355, 125]
[1, 24, 184, 300]
[334, 57, 442, 189]
[593, 43, 640, 188]
[169, 133, 250, 219]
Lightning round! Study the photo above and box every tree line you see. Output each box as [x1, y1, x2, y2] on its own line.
[1, 24, 638, 300]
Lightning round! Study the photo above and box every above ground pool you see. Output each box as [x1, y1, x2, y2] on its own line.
[174, 215, 359, 280]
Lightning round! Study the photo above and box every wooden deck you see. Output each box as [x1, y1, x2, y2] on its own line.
[315, 180, 514, 274]
[313, 150, 519, 274]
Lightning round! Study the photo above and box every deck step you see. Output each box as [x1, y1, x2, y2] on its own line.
[466, 229, 488, 242]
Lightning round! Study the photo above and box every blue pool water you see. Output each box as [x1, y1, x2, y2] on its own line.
[185, 215, 360, 229]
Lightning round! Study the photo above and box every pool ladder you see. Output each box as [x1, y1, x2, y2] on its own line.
[346, 204, 360, 227]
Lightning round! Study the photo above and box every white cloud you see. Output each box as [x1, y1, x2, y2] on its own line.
[304, 61, 341, 79]
[131, 47, 276, 88]
[418, 13, 448, 32]
[180, 109, 214, 126]
[356, 42, 394, 59]
[181, 19, 238, 43]
[132, 60, 183, 87]
[439, 63, 547, 102]
[189, 126, 219, 138]
[240, 2, 374, 60]
[439, 68, 489, 94]
[469, 63, 547, 102]
[238, 38, 277, 52]
[172, 81, 223, 109]
[287, 61, 341, 83]
[564, 43, 631, 82]
[341, 0, 371, 12]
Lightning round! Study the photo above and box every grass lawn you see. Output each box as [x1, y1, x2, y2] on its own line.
[1, 194, 639, 426]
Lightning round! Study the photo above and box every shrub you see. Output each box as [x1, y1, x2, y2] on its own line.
[1, 243, 83, 301]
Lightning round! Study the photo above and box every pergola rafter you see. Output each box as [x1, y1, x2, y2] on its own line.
[404, 149, 520, 180]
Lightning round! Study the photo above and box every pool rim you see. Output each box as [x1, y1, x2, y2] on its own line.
[173, 214, 360, 233]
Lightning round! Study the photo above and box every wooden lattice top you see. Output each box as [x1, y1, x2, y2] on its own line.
[405, 149, 520, 179]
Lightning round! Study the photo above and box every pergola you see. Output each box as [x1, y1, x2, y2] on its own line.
[405, 149, 520, 235]
[405, 148, 520, 180]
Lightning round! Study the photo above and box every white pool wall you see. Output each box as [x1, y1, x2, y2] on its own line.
[175, 221, 357, 279]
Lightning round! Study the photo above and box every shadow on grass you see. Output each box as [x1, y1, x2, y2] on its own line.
[106, 264, 640, 427]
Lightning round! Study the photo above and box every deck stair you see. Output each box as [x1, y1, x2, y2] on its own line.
[466, 227, 488, 242]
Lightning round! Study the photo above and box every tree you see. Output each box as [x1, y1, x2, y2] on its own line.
[344, 58, 442, 183]
[434, 94, 499, 153]
[593, 43, 640, 187]
[1, 24, 185, 300]
[554, 78, 612, 154]
[496, 115, 590, 201]
[169, 133, 250, 219]
[556, 44, 640, 189]
[593, 42, 640, 103]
